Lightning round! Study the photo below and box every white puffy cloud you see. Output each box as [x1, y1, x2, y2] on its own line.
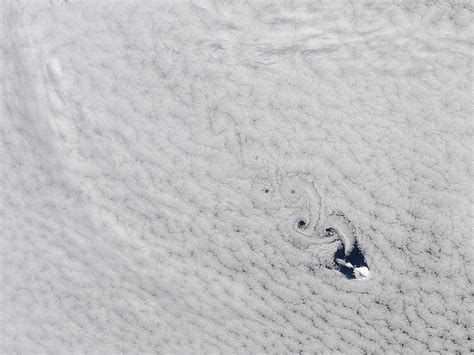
[1, 0, 471, 353]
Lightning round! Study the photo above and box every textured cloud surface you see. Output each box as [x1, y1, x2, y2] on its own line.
[1, 0, 472, 353]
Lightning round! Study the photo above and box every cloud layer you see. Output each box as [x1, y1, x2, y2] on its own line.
[1, 0, 472, 353]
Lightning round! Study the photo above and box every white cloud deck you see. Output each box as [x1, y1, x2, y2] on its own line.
[1, 1, 472, 353]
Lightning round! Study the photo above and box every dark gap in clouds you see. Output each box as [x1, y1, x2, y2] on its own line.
[333, 242, 368, 279]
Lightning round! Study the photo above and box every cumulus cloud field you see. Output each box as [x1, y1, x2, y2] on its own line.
[1, 0, 472, 353]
